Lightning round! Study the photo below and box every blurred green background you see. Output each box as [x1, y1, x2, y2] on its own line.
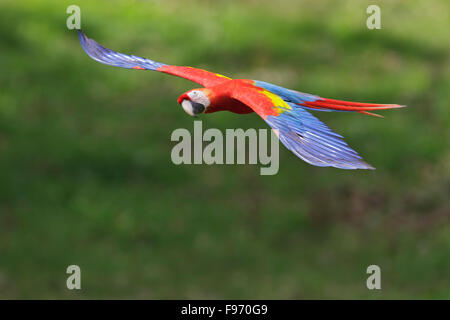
[0, 0, 449, 299]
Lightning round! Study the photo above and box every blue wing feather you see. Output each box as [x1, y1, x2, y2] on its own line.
[255, 80, 320, 103]
[265, 103, 374, 170]
[253, 80, 374, 169]
[78, 30, 166, 70]
[254, 80, 347, 112]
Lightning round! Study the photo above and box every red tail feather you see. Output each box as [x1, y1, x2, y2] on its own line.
[358, 111, 384, 118]
[299, 98, 405, 117]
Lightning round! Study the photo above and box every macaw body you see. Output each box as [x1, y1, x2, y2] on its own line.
[79, 30, 405, 170]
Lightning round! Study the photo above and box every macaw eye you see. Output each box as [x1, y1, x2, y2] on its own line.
[181, 99, 205, 117]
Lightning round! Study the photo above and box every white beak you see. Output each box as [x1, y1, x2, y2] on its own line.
[181, 100, 195, 117]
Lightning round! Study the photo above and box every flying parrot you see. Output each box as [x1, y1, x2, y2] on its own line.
[79, 30, 405, 170]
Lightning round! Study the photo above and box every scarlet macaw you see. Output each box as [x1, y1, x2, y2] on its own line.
[79, 30, 405, 170]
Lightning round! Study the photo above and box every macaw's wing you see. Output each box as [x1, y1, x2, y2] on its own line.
[78, 30, 231, 87]
[254, 80, 405, 118]
[231, 83, 375, 170]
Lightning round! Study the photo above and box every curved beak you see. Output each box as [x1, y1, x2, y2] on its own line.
[181, 99, 205, 117]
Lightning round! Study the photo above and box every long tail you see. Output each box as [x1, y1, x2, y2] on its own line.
[299, 98, 406, 118]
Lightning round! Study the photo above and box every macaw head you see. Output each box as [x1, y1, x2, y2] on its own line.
[177, 89, 211, 117]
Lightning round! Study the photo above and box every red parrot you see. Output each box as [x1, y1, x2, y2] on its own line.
[79, 30, 405, 170]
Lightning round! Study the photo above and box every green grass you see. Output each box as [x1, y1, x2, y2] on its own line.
[0, 0, 449, 299]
